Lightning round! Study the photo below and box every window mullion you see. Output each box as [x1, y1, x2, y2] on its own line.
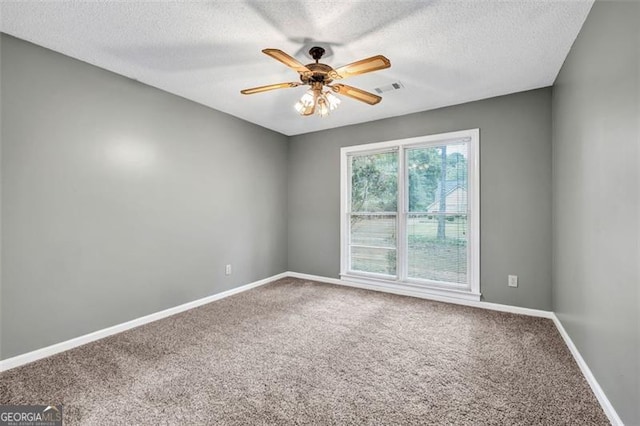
[397, 146, 407, 282]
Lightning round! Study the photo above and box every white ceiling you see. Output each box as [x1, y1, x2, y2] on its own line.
[0, 1, 593, 136]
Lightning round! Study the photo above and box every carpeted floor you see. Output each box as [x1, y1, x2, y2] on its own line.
[1, 278, 608, 425]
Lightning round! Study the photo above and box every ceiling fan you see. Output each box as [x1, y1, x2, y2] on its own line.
[241, 46, 391, 117]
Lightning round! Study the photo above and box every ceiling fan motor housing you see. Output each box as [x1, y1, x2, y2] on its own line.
[301, 63, 334, 84]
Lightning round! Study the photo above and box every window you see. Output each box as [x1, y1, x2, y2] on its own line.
[340, 129, 480, 300]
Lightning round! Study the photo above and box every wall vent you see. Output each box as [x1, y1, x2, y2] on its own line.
[374, 81, 405, 94]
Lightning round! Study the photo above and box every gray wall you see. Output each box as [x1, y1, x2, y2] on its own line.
[552, 1, 640, 424]
[288, 88, 553, 310]
[0, 34, 289, 360]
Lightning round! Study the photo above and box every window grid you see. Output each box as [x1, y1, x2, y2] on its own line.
[340, 129, 479, 298]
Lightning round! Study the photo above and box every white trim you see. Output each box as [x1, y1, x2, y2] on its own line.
[340, 131, 475, 154]
[340, 149, 348, 275]
[398, 140, 408, 282]
[469, 129, 480, 294]
[340, 273, 480, 301]
[0, 272, 288, 372]
[551, 314, 623, 426]
[289, 271, 551, 318]
[339, 129, 480, 300]
[0, 270, 622, 426]
[290, 271, 620, 424]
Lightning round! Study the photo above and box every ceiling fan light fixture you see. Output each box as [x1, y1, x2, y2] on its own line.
[295, 89, 341, 117]
[325, 91, 341, 111]
[317, 97, 329, 117]
[294, 90, 315, 115]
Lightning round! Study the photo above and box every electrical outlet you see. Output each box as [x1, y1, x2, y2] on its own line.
[225, 264, 232, 276]
[508, 275, 518, 288]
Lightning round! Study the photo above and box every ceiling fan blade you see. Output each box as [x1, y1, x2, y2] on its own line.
[331, 55, 391, 80]
[331, 84, 382, 105]
[262, 49, 312, 75]
[240, 82, 301, 95]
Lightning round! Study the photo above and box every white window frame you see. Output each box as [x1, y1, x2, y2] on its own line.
[340, 129, 480, 301]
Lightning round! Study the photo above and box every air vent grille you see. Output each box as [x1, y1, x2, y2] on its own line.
[374, 81, 404, 94]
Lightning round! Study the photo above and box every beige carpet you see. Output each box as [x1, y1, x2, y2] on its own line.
[1, 278, 608, 425]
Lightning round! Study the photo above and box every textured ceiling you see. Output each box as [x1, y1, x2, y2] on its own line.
[0, 1, 593, 136]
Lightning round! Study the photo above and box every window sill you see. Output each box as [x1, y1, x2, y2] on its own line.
[339, 274, 481, 302]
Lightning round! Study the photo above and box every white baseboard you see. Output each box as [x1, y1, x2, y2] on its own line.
[290, 271, 622, 423]
[0, 272, 288, 372]
[551, 314, 623, 426]
[287, 271, 554, 318]
[289, 271, 621, 425]
[1, 270, 622, 425]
